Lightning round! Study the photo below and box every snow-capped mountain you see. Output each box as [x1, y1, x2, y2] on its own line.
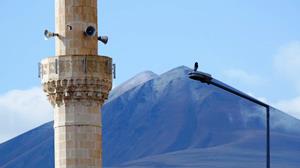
[108, 71, 158, 101]
[0, 66, 300, 168]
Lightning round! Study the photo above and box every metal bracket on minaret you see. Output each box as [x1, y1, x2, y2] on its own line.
[38, 62, 41, 78]
[113, 63, 116, 79]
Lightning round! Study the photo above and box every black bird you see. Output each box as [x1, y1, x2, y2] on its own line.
[194, 62, 198, 72]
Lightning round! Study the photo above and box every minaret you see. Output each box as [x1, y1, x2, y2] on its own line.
[40, 0, 112, 167]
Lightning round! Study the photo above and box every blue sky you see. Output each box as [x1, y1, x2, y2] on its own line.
[0, 0, 300, 142]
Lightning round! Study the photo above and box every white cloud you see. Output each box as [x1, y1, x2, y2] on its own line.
[270, 41, 300, 120]
[274, 97, 300, 120]
[245, 92, 300, 120]
[273, 41, 300, 91]
[0, 87, 52, 143]
[221, 41, 300, 121]
[223, 69, 266, 86]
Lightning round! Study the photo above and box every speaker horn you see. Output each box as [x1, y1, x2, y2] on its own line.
[84, 26, 96, 37]
[98, 36, 108, 45]
[44, 29, 59, 40]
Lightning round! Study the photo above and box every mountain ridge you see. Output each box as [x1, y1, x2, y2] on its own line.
[1, 66, 300, 168]
[108, 70, 158, 101]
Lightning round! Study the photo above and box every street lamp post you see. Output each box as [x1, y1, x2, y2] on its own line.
[188, 71, 270, 168]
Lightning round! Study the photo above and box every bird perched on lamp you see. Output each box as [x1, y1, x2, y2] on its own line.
[194, 62, 198, 72]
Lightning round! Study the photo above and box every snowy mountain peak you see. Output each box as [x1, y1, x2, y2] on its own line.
[151, 66, 192, 92]
[108, 71, 158, 101]
[160, 66, 191, 78]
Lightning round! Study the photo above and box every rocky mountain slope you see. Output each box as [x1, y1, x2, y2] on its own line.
[0, 66, 300, 168]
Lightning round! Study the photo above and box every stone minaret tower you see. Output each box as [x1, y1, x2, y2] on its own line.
[40, 0, 112, 167]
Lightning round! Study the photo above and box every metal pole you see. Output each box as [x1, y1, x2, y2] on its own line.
[267, 106, 270, 168]
[209, 80, 270, 168]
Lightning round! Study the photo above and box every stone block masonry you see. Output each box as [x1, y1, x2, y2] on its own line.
[40, 0, 112, 167]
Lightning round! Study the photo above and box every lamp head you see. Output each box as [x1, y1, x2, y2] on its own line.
[188, 71, 213, 84]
